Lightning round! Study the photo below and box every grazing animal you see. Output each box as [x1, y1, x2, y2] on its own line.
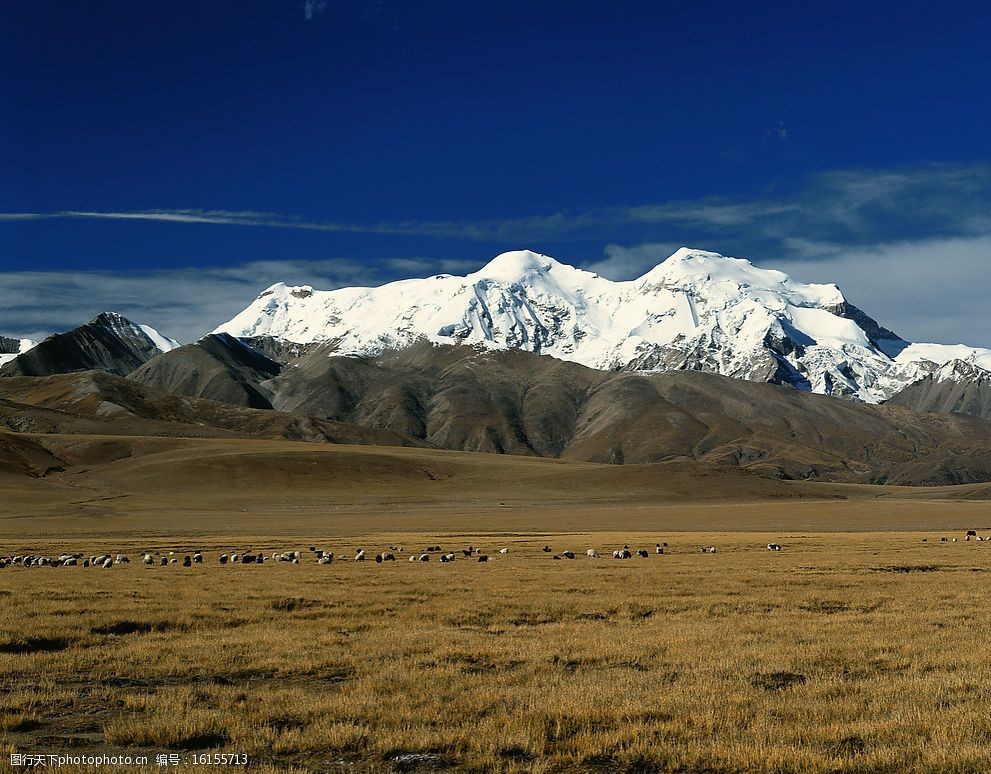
[142, 554, 154, 565]
[477, 554, 488, 562]
[941, 537, 948, 542]
[440, 553, 452, 563]
[102, 557, 113, 568]
[319, 555, 333, 565]
[767, 543, 782, 551]
[542, 546, 552, 553]
[409, 555, 417, 562]
[115, 554, 129, 564]
[193, 552, 203, 564]
[499, 548, 509, 554]
[381, 552, 395, 562]
[462, 547, 474, 557]
[562, 550, 575, 559]
[655, 544, 663, 554]
[182, 556, 192, 567]
[219, 554, 229, 564]
[708, 547, 717, 554]
[636, 549, 648, 558]
[231, 553, 239, 563]
[419, 554, 430, 562]
[620, 549, 632, 559]
[612, 550, 621, 559]
[553, 555, 561, 560]
[375, 553, 384, 563]
[586, 549, 599, 558]
[158, 557, 166, 566]
[355, 549, 366, 561]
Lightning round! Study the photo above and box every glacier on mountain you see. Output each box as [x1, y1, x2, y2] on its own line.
[215, 248, 991, 403]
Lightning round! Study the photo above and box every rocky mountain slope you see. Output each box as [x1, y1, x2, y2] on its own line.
[120, 339, 991, 485]
[128, 333, 281, 409]
[0, 313, 179, 378]
[887, 359, 991, 420]
[0, 370, 422, 448]
[215, 248, 991, 403]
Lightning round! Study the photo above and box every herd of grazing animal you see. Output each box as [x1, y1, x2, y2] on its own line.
[3, 541, 713, 570]
[3, 533, 983, 572]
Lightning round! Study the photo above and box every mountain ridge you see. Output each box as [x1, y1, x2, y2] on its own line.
[214, 248, 991, 403]
[0, 313, 178, 378]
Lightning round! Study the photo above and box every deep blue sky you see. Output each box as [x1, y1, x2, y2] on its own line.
[1, 0, 990, 342]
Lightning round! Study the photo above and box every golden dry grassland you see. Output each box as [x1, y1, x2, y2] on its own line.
[4, 530, 991, 773]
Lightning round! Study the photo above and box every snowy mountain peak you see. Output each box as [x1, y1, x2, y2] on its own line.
[215, 248, 991, 403]
[472, 249, 560, 280]
[639, 248, 846, 307]
[91, 312, 181, 353]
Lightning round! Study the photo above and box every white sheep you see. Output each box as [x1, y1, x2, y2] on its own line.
[499, 548, 509, 554]
[586, 549, 599, 558]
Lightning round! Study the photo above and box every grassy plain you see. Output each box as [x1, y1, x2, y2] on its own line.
[5, 530, 991, 773]
[3, 437, 991, 772]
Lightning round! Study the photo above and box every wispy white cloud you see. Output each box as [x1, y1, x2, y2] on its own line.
[759, 235, 991, 347]
[583, 242, 683, 280]
[4, 162, 989, 246]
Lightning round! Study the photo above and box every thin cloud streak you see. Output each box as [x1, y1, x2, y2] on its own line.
[3, 162, 989, 248]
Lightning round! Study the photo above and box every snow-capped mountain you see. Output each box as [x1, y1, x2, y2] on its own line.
[0, 336, 38, 368]
[215, 248, 991, 403]
[0, 312, 180, 378]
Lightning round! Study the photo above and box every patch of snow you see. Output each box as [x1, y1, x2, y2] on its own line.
[0, 337, 38, 366]
[138, 324, 181, 353]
